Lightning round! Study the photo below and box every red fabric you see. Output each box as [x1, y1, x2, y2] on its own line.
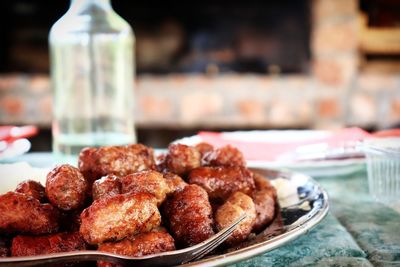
[197, 128, 371, 161]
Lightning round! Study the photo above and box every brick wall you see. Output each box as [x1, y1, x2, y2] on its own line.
[1, 0, 400, 130]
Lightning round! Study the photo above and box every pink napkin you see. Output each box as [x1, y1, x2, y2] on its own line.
[197, 128, 371, 161]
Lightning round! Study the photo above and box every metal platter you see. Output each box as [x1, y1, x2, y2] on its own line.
[0, 167, 328, 266]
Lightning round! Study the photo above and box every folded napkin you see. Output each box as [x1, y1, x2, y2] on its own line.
[196, 128, 371, 161]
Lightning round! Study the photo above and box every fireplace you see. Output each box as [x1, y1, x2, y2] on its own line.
[0, 0, 311, 75]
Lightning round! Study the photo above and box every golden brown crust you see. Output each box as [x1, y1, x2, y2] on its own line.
[46, 164, 89, 211]
[203, 145, 246, 167]
[166, 144, 201, 176]
[188, 166, 255, 203]
[120, 171, 169, 206]
[215, 192, 256, 246]
[251, 173, 277, 232]
[11, 232, 87, 256]
[163, 185, 214, 247]
[15, 180, 46, 202]
[92, 175, 121, 201]
[78, 144, 156, 182]
[0, 192, 59, 235]
[80, 192, 161, 245]
[97, 227, 175, 267]
[163, 172, 188, 194]
[195, 142, 214, 158]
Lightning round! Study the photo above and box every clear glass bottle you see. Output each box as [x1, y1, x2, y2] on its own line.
[49, 0, 136, 163]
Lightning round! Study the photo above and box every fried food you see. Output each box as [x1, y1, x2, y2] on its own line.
[92, 175, 121, 201]
[195, 142, 214, 158]
[11, 232, 86, 256]
[188, 166, 255, 203]
[80, 192, 161, 245]
[203, 145, 246, 167]
[0, 192, 59, 235]
[46, 164, 89, 211]
[78, 144, 156, 182]
[97, 227, 175, 267]
[251, 173, 277, 232]
[163, 185, 214, 247]
[163, 172, 187, 194]
[166, 144, 201, 176]
[215, 192, 256, 246]
[15, 180, 46, 202]
[120, 170, 169, 206]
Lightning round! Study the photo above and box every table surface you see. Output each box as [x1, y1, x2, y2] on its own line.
[2, 153, 400, 267]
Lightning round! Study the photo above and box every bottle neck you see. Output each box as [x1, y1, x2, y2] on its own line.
[69, 0, 112, 13]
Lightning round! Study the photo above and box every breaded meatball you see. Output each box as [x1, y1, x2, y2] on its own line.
[166, 144, 201, 176]
[80, 193, 161, 245]
[78, 144, 156, 182]
[251, 173, 277, 232]
[46, 164, 89, 211]
[253, 173, 277, 199]
[92, 175, 121, 201]
[215, 192, 256, 246]
[0, 192, 59, 235]
[163, 185, 214, 247]
[0, 237, 9, 257]
[11, 232, 87, 256]
[120, 171, 169, 206]
[188, 166, 255, 203]
[15, 180, 46, 202]
[203, 145, 246, 167]
[163, 172, 187, 194]
[195, 142, 214, 158]
[97, 227, 175, 267]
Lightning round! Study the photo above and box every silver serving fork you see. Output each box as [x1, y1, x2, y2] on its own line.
[0, 214, 246, 267]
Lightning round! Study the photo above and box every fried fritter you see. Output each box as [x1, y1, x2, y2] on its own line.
[46, 164, 89, 211]
[120, 171, 169, 206]
[0, 192, 59, 235]
[92, 175, 121, 201]
[163, 172, 187, 194]
[80, 192, 161, 245]
[251, 173, 277, 232]
[78, 144, 156, 182]
[195, 142, 214, 158]
[97, 227, 175, 267]
[11, 232, 87, 256]
[166, 144, 201, 176]
[215, 192, 256, 246]
[15, 180, 46, 202]
[203, 145, 246, 167]
[163, 185, 214, 247]
[188, 166, 255, 203]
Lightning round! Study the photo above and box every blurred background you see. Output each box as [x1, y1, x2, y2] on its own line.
[0, 0, 400, 150]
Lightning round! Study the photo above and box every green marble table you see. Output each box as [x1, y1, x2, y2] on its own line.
[2, 153, 400, 267]
[232, 171, 400, 267]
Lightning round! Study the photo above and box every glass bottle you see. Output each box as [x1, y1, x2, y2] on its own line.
[49, 0, 136, 163]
